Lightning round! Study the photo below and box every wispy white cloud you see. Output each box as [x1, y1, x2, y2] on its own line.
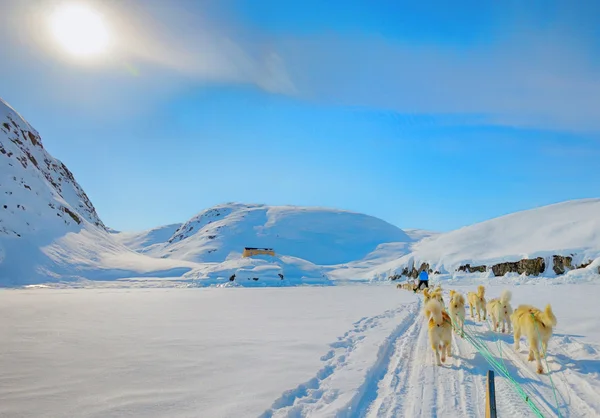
[2, 0, 599, 134]
[273, 29, 600, 133]
[0, 0, 295, 116]
[103, 0, 295, 94]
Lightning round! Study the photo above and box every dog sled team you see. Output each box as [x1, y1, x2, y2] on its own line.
[397, 276, 557, 374]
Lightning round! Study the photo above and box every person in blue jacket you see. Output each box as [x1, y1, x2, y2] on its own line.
[414, 268, 429, 292]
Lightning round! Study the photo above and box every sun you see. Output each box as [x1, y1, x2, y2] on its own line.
[49, 3, 110, 57]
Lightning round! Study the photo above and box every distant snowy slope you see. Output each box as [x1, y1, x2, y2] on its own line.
[113, 223, 182, 253]
[0, 98, 195, 286]
[142, 203, 412, 265]
[384, 199, 600, 276]
[403, 228, 439, 242]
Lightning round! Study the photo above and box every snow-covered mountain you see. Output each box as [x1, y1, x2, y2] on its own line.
[0, 97, 197, 286]
[0, 98, 104, 236]
[378, 199, 600, 279]
[115, 203, 412, 265]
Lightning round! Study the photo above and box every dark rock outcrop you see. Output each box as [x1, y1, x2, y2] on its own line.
[457, 264, 487, 273]
[491, 257, 546, 277]
[398, 255, 597, 279]
[552, 255, 573, 275]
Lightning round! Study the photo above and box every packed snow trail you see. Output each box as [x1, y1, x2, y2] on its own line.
[262, 291, 600, 418]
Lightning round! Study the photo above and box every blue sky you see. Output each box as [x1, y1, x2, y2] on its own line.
[1, 0, 600, 232]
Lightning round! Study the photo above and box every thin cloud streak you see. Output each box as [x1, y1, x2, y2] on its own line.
[275, 30, 600, 133]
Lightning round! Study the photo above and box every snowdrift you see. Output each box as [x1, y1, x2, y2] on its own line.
[184, 254, 332, 287]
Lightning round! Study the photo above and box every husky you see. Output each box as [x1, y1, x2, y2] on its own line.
[511, 304, 557, 374]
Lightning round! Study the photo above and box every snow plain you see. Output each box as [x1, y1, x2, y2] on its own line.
[0, 285, 410, 418]
[2, 282, 599, 418]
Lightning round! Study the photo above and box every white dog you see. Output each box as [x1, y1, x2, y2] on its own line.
[448, 291, 466, 337]
[486, 290, 513, 333]
[511, 304, 557, 374]
[467, 285, 487, 321]
[424, 299, 453, 365]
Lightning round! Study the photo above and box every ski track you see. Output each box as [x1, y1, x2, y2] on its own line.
[260, 290, 600, 418]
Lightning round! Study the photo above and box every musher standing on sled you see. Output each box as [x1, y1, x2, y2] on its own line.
[414, 268, 429, 292]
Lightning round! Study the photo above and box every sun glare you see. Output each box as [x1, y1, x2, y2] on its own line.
[49, 3, 110, 57]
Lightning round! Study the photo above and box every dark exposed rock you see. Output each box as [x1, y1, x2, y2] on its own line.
[27, 131, 39, 147]
[61, 206, 81, 224]
[491, 257, 545, 277]
[457, 264, 487, 273]
[552, 255, 573, 275]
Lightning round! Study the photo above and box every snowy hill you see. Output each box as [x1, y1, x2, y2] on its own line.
[0, 97, 347, 287]
[0, 97, 198, 286]
[112, 223, 182, 253]
[403, 228, 439, 242]
[121, 203, 412, 265]
[380, 199, 600, 278]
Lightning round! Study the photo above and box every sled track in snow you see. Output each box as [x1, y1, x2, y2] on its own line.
[259, 303, 419, 418]
[337, 302, 420, 418]
[260, 291, 600, 418]
[363, 300, 492, 418]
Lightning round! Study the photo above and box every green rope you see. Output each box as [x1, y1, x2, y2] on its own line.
[531, 313, 563, 418]
[430, 292, 563, 417]
[484, 317, 512, 377]
[449, 315, 546, 417]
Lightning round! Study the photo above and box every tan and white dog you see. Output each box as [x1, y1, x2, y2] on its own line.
[511, 304, 557, 374]
[424, 299, 453, 365]
[423, 287, 444, 308]
[486, 290, 513, 333]
[397, 282, 414, 291]
[467, 285, 487, 321]
[448, 291, 466, 337]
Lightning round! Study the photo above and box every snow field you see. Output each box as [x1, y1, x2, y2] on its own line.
[0, 286, 412, 418]
[2, 283, 599, 417]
